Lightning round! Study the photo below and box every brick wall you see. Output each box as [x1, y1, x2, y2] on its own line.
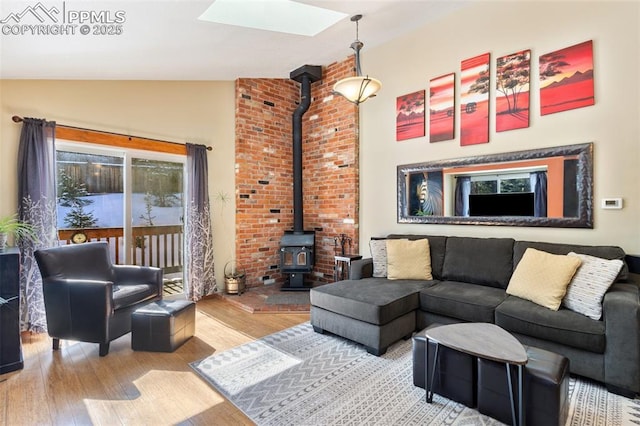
[234, 56, 359, 289]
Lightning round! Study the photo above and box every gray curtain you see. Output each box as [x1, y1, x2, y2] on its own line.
[454, 176, 471, 216]
[530, 171, 548, 217]
[17, 118, 58, 332]
[185, 143, 216, 300]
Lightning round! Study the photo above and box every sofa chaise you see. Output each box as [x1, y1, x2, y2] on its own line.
[310, 234, 640, 397]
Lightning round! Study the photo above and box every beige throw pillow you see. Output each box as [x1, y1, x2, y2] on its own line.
[386, 239, 432, 280]
[506, 248, 582, 310]
[562, 252, 624, 320]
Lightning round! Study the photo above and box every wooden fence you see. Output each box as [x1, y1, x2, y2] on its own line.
[58, 163, 182, 194]
[58, 225, 183, 273]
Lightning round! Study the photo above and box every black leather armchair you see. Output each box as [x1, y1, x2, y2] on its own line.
[35, 242, 163, 356]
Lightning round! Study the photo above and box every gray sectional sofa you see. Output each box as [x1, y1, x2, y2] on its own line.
[310, 234, 640, 397]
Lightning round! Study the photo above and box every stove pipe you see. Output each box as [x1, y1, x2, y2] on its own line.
[290, 65, 322, 233]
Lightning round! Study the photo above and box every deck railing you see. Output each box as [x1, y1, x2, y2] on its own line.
[58, 225, 183, 273]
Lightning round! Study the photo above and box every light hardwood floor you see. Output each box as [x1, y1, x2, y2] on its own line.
[0, 297, 309, 425]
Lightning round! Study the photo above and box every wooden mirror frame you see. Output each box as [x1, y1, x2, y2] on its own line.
[397, 143, 593, 228]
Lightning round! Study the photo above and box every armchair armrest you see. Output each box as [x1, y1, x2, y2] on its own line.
[42, 278, 113, 343]
[350, 258, 373, 280]
[603, 282, 640, 394]
[113, 265, 163, 297]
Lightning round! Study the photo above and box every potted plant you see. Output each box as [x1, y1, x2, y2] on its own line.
[0, 214, 37, 250]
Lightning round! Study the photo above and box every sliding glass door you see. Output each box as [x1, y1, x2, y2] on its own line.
[131, 157, 184, 283]
[56, 142, 185, 292]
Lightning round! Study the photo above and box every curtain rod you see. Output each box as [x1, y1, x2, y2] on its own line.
[11, 115, 213, 151]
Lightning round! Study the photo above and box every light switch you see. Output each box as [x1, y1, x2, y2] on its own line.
[601, 198, 623, 209]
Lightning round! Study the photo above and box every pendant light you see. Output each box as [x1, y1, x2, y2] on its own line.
[333, 14, 381, 105]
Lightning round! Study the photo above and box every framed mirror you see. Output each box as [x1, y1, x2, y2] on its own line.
[397, 143, 593, 228]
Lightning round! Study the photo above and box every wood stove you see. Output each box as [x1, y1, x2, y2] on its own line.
[279, 64, 322, 291]
[280, 231, 315, 289]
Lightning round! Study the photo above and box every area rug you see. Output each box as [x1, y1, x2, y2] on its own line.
[190, 322, 640, 425]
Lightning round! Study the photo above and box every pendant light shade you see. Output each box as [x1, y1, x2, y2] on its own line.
[333, 76, 382, 105]
[333, 15, 381, 105]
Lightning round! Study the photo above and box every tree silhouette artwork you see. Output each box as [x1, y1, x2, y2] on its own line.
[467, 70, 490, 97]
[396, 90, 425, 141]
[539, 55, 570, 81]
[496, 50, 531, 132]
[539, 40, 594, 115]
[496, 50, 530, 114]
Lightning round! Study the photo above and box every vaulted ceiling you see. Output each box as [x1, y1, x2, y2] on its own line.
[0, 0, 470, 80]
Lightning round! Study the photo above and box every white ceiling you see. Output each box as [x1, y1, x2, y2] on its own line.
[0, 1, 470, 80]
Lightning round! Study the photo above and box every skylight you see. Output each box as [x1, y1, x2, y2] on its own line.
[198, 0, 347, 36]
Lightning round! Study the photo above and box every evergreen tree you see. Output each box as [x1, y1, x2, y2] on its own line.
[57, 168, 98, 228]
[64, 205, 98, 229]
[58, 170, 92, 207]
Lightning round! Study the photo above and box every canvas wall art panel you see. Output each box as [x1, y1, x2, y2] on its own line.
[496, 49, 531, 132]
[429, 73, 455, 142]
[396, 90, 426, 141]
[539, 40, 594, 115]
[460, 53, 490, 146]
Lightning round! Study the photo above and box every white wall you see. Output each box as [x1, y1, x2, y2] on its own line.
[0, 80, 236, 287]
[359, 1, 640, 255]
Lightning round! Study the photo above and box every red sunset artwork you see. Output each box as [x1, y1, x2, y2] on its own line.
[539, 40, 594, 115]
[460, 53, 490, 146]
[496, 49, 531, 132]
[396, 90, 425, 141]
[429, 73, 455, 143]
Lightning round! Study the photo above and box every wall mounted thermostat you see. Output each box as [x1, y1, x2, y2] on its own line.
[601, 198, 623, 209]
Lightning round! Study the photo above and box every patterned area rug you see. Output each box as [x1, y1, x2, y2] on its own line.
[191, 323, 640, 425]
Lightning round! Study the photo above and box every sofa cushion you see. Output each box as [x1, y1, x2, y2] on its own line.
[310, 278, 434, 325]
[369, 239, 388, 277]
[419, 281, 507, 323]
[562, 252, 624, 320]
[442, 237, 515, 289]
[514, 240, 628, 281]
[387, 235, 447, 280]
[495, 295, 606, 353]
[506, 248, 582, 310]
[386, 239, 432, 280]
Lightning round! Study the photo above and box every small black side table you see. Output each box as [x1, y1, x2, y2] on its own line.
[334, 254, 362, 282]
[1, 247, 23, 374]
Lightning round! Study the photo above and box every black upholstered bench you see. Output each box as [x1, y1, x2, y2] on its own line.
[412, 324, 477, 407]
[131, 299, 196, 352]
[477, 345, 570, 426]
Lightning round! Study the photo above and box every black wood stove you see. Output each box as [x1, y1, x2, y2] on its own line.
[279, 64, 322, 291]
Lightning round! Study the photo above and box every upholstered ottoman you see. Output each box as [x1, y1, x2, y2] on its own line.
[311, 278, 432, 355]
[412, 324, 477, 407]
[131, 300, 195, 352]
[477, 345, 569, 426]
